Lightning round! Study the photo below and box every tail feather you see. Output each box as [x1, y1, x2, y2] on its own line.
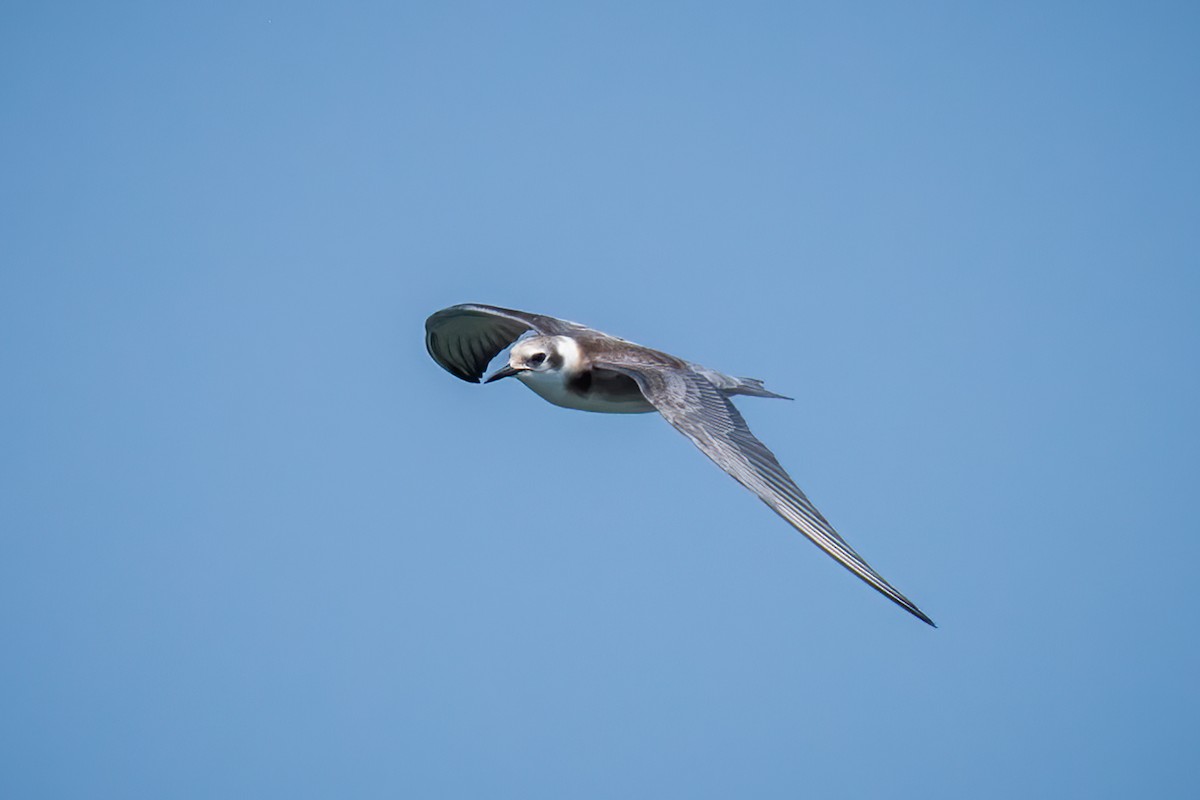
[688, 363, 793, 400]
[729, 377, 793, 400]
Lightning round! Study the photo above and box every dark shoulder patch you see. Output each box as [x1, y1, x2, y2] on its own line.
[567, 369, 592, 395]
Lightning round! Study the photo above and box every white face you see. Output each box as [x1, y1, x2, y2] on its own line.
[510, 338, 557, 374]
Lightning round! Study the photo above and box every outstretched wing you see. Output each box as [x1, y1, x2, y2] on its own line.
[424, 303, 586, 383]
[603, 359, 935, 626]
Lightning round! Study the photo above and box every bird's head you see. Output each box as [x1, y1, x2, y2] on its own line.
[485, 336, 566, 383]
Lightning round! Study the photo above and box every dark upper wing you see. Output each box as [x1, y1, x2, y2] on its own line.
[425, 303, 585, 383]
[602, 360, 935, 626]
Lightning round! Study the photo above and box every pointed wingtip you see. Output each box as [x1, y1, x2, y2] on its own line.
[913, 608, 937, 628]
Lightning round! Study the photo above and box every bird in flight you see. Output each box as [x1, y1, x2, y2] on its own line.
[425, 303, 934, 626]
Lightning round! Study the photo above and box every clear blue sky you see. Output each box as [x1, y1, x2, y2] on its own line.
[3, 3, 1198, 797]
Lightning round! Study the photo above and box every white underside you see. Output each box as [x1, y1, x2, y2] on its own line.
[518, 370, 654, 414]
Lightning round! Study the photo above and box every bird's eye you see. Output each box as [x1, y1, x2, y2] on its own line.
[527, 353, 546, 367]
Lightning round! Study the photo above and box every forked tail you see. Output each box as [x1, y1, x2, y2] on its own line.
[727, 376, 793, 400]
[688, 364, 793, 400]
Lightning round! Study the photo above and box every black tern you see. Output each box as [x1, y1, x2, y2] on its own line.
[425, 303, 935, 626]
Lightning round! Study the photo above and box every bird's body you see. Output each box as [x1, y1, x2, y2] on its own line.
[507, 334, 657, 413]
[517, 362, 655, 414]
[425, 303, 935, 627]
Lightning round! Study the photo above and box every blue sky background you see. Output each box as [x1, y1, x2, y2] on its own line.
[3, 3, 1198, 797]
